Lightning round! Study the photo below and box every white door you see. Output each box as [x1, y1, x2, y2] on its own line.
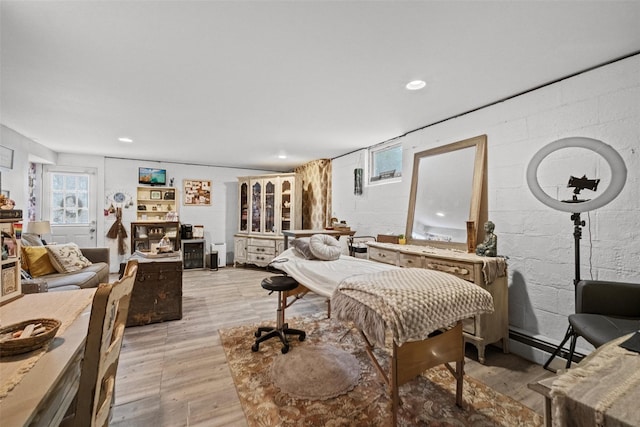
[43, 166, 98, 247]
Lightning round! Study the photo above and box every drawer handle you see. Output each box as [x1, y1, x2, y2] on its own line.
[426, 263, 469, 276]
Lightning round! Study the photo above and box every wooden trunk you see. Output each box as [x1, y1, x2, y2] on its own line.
[124, 258, 183, 327]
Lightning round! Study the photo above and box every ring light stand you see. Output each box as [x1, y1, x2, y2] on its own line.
[525, 137, 627, 370]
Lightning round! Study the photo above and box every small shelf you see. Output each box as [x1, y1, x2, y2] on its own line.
[136, 186, 178, 221]
[1, 216, 23, 305]
[131, 221, 180, 253]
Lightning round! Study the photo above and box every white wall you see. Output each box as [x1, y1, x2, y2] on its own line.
[332, 54, 640, 363]
[1, 129, 274, 272]
[0, 125, 57, 213]
[101, 158, 273, 270]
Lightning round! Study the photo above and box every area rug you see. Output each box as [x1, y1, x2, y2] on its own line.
[219, 314, 543, 426]
[271, 343, 361, 400]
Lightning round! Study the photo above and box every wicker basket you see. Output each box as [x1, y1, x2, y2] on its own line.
[0, 318, 61, 357]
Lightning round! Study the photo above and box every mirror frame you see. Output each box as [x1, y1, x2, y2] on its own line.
[405, 134, 488, 251]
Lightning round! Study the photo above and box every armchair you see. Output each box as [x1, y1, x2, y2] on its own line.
[564, 280, 640, 367]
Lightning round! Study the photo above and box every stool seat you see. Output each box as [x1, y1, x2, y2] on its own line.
[252, 275, 305, 354]
[261, 276, 298, 292]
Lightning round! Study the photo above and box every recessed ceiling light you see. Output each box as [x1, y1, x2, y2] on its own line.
[278, 154, 287, 159]
[406, 80, 426, 91]
[436, 212, 445, 217]
[118, 137, 133, 143]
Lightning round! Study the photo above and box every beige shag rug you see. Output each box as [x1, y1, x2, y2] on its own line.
[220, 314, 543, 426]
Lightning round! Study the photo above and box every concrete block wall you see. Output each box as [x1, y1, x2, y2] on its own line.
[331, 54, 640, 363]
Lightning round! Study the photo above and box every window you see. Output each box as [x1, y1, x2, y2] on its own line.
[50, 172, 90, 225]
[369, 141, 402, 183]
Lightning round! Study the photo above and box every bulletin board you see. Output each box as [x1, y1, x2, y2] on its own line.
[183, 179, 211, 206]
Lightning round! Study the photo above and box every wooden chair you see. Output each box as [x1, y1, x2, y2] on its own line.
[61, 259, 138, 427]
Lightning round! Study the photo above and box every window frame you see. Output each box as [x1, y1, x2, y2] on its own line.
[49, 171, 91, 225]
[368, 141, 402, 185]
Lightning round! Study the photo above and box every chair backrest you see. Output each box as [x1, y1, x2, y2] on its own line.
[577, 279, 640, 317]
[71, 259, 138, 427]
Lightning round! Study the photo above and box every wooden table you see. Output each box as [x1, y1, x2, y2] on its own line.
[282, 229, 355, 249]
[530, 333, 640, 427]
[0, 290, 95, 427]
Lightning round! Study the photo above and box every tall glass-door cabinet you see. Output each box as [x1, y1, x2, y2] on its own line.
[234, 173, 302, 267]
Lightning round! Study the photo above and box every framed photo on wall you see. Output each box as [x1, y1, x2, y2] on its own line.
[0, 146, 14, 169]
[183, 179, 212, 206]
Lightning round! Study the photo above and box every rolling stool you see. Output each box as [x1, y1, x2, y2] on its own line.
[252, 275, 306, 354]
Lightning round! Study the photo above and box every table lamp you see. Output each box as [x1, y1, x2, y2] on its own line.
[25, 221, 52, 244]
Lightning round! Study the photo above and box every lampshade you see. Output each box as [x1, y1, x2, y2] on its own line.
[26, 221, 52, 235]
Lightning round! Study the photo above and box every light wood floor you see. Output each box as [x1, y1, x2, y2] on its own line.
[111, 267, 554, 426]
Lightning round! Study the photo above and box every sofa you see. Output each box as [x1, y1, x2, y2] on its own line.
[20, 234, 110, 291]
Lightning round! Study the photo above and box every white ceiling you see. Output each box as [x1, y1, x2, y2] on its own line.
[2, 1, 640, 171]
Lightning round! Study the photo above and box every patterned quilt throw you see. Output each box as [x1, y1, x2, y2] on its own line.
[331, 268, 494, 347]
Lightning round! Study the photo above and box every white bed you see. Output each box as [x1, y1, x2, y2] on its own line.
[270, 246, 494, 425]
[271, 247, 398, 298]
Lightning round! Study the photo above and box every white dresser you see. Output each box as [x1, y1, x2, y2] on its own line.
[367, 242, 509, 363]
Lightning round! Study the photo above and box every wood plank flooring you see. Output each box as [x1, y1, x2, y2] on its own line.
[111, 267, 554, 426]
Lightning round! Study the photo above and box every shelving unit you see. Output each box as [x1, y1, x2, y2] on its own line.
[234, 173, 301, 267]
[136, 186, 178, 221]
[1, 216, 22, 305]
[181, 239, 206, 269]
[131, 221, 180, 253]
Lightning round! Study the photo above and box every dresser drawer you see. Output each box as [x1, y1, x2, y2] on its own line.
[249, 238, 275, 248]
[248, 245, 275, 256]
[423, 257, 475, 283]
[368, 246, 398, 265]
[248, 252, 273, 264]
[399, 253, 423, 268]
[463, 317, 476, 335]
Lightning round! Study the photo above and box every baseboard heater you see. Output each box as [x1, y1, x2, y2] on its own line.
[508, 329, 585, 365]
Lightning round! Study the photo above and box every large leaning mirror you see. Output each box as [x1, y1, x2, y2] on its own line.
[406, 134, 488, 251]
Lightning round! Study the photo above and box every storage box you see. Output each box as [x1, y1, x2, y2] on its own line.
[22, 280, 48, 294]
[124, 258, 183, 327]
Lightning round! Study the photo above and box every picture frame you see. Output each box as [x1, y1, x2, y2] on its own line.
[0, 146, 14, 169]
[150, 190, 162, 200]
[183, 179, 212, 206]
[193, 225, 204, 238]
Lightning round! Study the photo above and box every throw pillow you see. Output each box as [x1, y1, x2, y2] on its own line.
[290, 237, 316, 260]
[309, 234, 341, 261]
[46, 243, 92, 274]
[21, 233, 46, 247]
[21, 246, 58, 277]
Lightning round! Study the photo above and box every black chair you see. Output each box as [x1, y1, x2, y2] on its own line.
[547, 279, 640, 369]
[252, 275, 306, 354]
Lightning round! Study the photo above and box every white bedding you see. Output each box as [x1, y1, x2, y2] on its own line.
[271, 248, 398, 297]
[272, 248, 494, 347]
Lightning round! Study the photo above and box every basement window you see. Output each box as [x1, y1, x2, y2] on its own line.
[369, 141, 402, 184]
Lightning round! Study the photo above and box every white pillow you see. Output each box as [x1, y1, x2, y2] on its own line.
[309, 234, 341, 261]
[290, 237, 316, 260]
[46, 243, 92, 273]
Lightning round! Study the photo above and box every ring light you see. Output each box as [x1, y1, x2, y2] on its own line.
[526, 137, 627, 212]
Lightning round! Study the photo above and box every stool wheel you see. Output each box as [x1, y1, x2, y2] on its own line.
[299, 332, 306, 341]
[254, 330, 261, 338]
[251, 343, 259, 352]
[281, 344, 289, 354]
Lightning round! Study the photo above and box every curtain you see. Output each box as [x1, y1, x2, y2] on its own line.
[294, 159, 332, 230]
